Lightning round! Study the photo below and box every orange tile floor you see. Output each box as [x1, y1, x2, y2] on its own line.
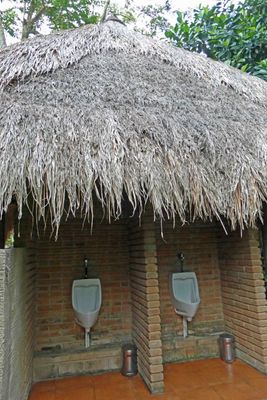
[29, 358, 267, 400]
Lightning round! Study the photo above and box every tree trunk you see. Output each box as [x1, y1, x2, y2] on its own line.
[0, 13, 7, 48]
[21, 21, 30, 40]
[100, 0, 111, 22]
[21, 4, 46, 40]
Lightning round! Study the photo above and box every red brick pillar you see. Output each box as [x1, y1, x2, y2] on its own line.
[218, 228, 267, 373]
[128, 214, 164, 394]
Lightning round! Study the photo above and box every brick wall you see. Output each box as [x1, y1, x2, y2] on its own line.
[129, 215, 164, 394]
[0, 248, 36, 400]
[33, 344, 123, 381]
[218, 228, 267, 373]
[156, 222, 225, 362]
[12, 205, 267, 389]
[0, 251, 5, 395]
[31, 215, 132, 352]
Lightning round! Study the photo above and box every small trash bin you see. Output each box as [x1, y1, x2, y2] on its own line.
[121, 343, 137, 376]
[219, 333, 235, 363]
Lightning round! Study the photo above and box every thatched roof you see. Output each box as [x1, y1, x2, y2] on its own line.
[0, 19, 267, 234]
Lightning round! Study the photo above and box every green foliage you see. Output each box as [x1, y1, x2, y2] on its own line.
[108, 3, 136, 25]
[0, 0, 173, 43]
[1, 0, 106, 40]
[166, 0, 267, 81]
[46, 0, 102, 31]
[139, 0, 171, 36]
[1, 8, 17, 37]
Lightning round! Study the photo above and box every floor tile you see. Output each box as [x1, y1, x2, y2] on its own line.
[197, 365, 245, 386]
[55, 387, 94, 400]
[93, 371, 127, 383]
[28, 358, 267, 400]
[213, 382, 260, 400]
[179, 386, 222, 400]
[54, 375, 94, 390]
[247, 377, 267, 390]
[236, 365, 267, 380]
[28, 392, 56, 400]
[30, 381, 56, 393]
[166, 370, 206, 392]
[95, 383, 135, 400]
[245, 377, 267, 400]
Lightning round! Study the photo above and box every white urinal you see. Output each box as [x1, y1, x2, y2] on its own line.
[72, 278, 102, 347]
[169, 272, 200, 338]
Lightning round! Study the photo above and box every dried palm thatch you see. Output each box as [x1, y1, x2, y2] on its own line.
[0, 19, 267, 235]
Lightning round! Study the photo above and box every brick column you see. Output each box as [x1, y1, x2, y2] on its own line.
[128, 215, 164, 394]
[0, 251, 5, 397]
[0, 249, 36, 400]
[218, 228, 267, 373]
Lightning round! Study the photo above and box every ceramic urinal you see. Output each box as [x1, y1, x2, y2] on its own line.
[169, 272, 200, 337]
[72, 278, 102, 347]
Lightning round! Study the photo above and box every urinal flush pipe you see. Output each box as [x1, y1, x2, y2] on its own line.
[183, 317, 188, 338]
[84, 258, 88, 278]
[85, 328, 91, 348]
[177, 252, 185, 272]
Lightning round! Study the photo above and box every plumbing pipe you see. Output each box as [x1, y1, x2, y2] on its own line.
[85, 328, 91, 348]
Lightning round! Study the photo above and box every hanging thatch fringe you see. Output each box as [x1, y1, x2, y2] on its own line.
[0, 20, 267, 236]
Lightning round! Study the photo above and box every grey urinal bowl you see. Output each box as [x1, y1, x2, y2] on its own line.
[169, 272, 200, 320]
[72, 278, 102, 329]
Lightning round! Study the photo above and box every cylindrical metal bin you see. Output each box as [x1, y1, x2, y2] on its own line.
[121, 343, 137, 377]
[219, 333, 235, 363]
